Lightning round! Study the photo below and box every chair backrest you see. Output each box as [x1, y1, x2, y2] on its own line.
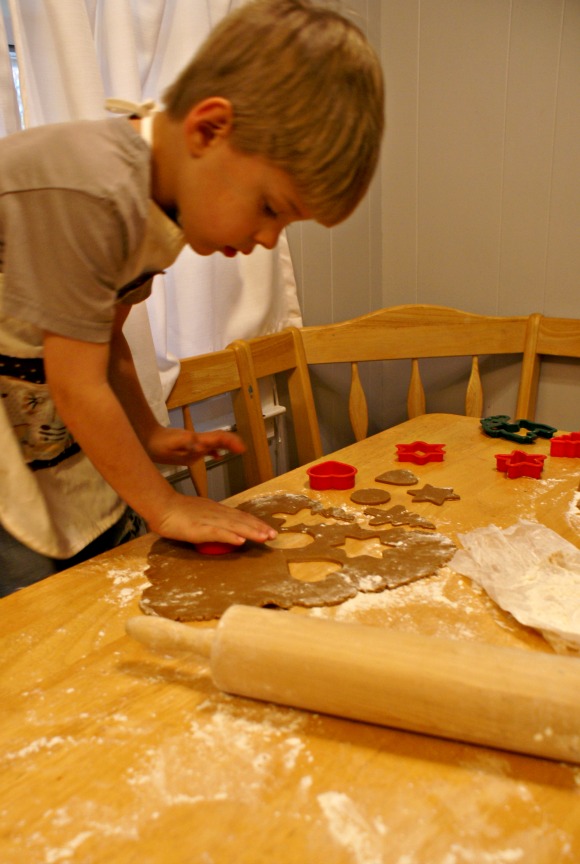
[299, 304, 538, 440]
[165, 347, 271, 497]
[229, 327, 323, 472]
[518, 313, 580, 420]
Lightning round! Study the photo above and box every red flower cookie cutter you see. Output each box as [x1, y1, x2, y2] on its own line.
[550, 433, 580, 458]
[306, 460, 357, 490]
[495, 450, 547, 479]
[396, 441, 446, 465]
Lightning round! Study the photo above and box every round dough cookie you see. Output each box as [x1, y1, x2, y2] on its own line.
[350, 488, 391, 505]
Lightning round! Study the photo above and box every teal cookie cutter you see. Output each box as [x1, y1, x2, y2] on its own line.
[481, 414, 557, 444]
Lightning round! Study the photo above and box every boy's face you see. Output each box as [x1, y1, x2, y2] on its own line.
[175, 120, 311, 258]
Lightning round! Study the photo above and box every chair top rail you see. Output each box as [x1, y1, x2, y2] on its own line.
[535, 316, 580, 358]
[300, 304, 532, 364]
[166, 349, 240, 410]
[238, 331, 301, 378]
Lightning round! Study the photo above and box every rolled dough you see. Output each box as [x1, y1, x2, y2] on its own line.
[140, 492, 455, 621]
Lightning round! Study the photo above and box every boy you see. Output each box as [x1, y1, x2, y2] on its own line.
[0, 0, 384, 593]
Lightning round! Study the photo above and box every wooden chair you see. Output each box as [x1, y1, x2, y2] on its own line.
[165, 347, 271, 497]
[299, 304, 539, 441]
[229, 327, 323, 473]
[518, 313, 580, 420]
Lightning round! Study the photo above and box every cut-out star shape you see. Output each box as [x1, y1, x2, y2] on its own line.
[406, 484, 460, 505]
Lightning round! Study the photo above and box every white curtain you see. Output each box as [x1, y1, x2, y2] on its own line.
[0, 6, 19, 134]
[1, 0, 301, 423]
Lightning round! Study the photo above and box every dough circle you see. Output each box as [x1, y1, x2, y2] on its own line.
[350, 488, 392, 505]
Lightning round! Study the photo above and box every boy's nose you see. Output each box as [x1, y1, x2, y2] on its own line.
[254, 225, 280, 250]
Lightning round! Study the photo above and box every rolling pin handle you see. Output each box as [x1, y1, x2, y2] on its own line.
[125, 616, 214, 660]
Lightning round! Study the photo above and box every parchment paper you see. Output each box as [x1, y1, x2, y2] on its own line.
[451, 520, 580, 654]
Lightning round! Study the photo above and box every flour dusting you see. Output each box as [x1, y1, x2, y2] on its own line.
[306, 565, 494, 642]
[5, 736, 75, 761]
[125, 697, 312, 810]
[567, 490, 580, 529]
[439, 845, 524, 863]
[102, 566, 148, 607]
[318, 791, 387, 864]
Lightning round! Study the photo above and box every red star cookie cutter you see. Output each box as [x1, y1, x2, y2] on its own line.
[395, 441, 446, 465]
[550, 433, 580, 458]
[495, 449, 547, 479]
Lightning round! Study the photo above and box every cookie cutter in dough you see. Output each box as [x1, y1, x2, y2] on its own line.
[481, 414, 557, 444]
[195, 542, 237, 555]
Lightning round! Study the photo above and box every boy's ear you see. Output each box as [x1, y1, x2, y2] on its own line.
[183, 98, 234, 155]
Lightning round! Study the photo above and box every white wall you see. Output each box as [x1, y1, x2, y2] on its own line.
[286, 0, 384, 452]
[288, 0, 580, 449]
[382, 0, 579, 315]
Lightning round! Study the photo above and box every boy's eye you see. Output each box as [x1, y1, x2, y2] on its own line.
[263, 202, 278, 219]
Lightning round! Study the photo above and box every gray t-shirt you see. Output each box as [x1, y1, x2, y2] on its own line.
[0, 117, 166, 341]
[0, 116, 185, 557]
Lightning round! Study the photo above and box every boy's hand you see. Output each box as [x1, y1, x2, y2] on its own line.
[145, 426, 246, 466]
[151, 494, 277, 546]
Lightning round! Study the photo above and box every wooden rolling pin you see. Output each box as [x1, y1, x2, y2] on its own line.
[126, 605, 580, 764]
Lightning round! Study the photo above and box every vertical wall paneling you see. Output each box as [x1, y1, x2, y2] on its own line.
[380, 0, 580, 432]
[499, 1, 565, 315]
[544, 0, 580, 318]
[286, 1, 384, 452]
[381, 0, 578, 321]
[381, 0, 421, 306]
[289, 1, 580, 449]
[416, 0, 512, 312]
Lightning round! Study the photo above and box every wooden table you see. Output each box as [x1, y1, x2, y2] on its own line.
[2, 414, 580, 864]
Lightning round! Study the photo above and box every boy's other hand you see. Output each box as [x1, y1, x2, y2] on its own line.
[145, 426, 246, 466]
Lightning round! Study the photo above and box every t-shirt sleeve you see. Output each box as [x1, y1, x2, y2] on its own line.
[1, 187, 142, 342]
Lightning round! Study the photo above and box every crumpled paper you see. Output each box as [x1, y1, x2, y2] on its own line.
[450, 520, 580, 654]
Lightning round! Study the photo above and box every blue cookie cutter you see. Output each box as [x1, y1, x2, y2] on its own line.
[481, 414, 557, 444]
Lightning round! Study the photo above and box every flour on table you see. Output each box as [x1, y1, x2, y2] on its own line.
[125, 696, 313, 810]
[317, 791, 387, 864]
[102, 566, 148, 608]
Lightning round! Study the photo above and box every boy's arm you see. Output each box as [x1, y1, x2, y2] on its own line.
[42, 329, 276, 546]
[108, 305, 246, 465]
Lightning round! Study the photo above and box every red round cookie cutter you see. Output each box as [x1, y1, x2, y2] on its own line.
[306, 460, 357, 490]
[195, 542, 237, 555]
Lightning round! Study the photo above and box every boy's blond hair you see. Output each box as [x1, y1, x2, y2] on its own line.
[163, 0, 384, 226]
